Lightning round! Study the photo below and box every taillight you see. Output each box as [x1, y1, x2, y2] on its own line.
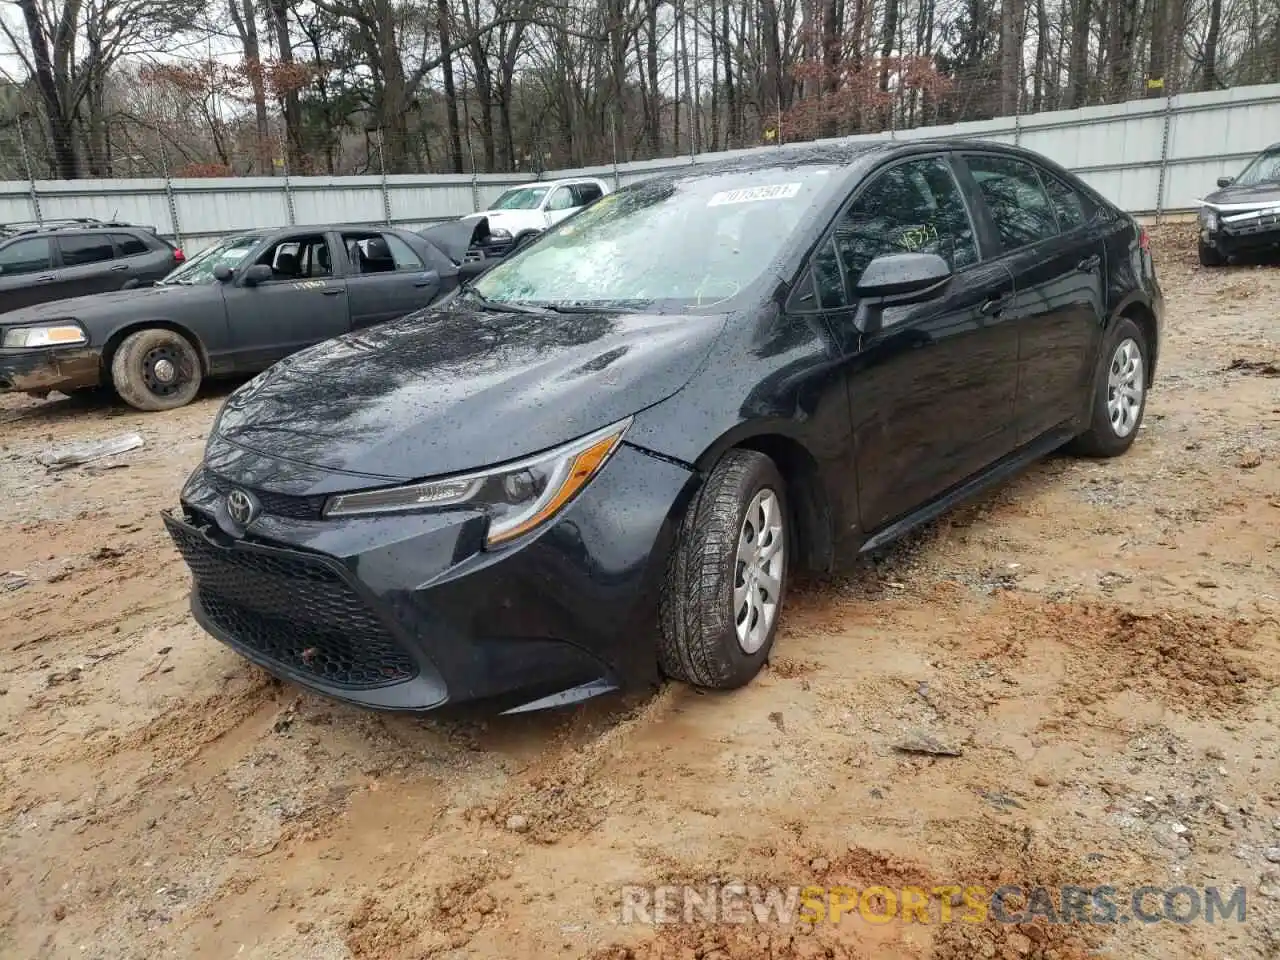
[173, 248, 185, 262]
[1138, 227, 1150, 252]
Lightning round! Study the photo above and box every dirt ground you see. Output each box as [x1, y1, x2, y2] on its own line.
[1, 224, 1278, 960]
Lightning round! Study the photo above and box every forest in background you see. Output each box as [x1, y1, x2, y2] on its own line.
[0, 0, 1277, 179]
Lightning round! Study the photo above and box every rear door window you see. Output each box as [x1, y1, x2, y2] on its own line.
[1038, 172, 1093, 231]
[58, 234, 116, 267]
[110, 233, 151, 257]
[0, 237, 52, 276]
[573, 183, 604, 206]
[966, 155, 1060, 251]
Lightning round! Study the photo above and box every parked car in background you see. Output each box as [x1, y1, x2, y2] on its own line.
[164, 140, 1161, 715]
[0, 218, 184, 313]
[1196, 142, 1280, 266]
[0, 224, 462, 411]
[459, 177, 611, 260]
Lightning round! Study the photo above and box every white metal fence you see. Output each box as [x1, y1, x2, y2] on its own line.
[3, 83, 1278, 254]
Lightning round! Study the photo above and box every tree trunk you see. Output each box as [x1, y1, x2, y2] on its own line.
[1065, 0, 1091, 107]
[1203, 0, 1222, 89]
[18, 0, 79, 178]
[267, 0, 304, 171]
[1032, 0, 1048, 110]
[228, 0, 273, 174]
[999, 0, 1024, 115]
[437, 0, 464, 173]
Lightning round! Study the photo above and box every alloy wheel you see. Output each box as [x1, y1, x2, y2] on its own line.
[734, 487, 785, 654]
[1106, 337, 1144, 438]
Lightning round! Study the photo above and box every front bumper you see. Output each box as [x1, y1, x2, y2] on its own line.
[0, 346, 101, 395]
[163, 441, 698, 712]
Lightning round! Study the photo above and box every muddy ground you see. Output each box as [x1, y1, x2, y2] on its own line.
[1, 225, 1277, 960]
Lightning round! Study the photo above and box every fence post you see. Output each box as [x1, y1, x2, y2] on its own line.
[376, 129, 392, 225]
[279, 129, 296, 225]
[16, 120, 42, 226]
[610, 114, 621, 190]
[1155, 93, 1174, 222]
[158, 137, 183, 248]
[467, 138, 480, 212]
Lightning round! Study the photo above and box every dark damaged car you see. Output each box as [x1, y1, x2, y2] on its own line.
[1196, 142, 1280, 266]
[0, 225, 461, 411]
[165, 140, 1162, 714]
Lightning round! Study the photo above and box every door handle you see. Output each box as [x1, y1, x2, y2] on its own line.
[35, 274, 55, 283]
[413, 271, 441, 288]
[1077, 254, 1101, 272]
[321, 288, 344, 296]
[980, 293, 1010, 316]
[109, 263, 130, 272]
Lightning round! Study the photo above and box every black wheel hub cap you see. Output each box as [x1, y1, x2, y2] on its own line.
[142, 345, 189, 397]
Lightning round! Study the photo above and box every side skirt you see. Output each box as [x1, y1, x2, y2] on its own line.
[858, 426, 1077, 555]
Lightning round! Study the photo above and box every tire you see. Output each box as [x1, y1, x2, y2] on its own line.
[512, 230, 539, 251]
[1066, 317, 1149, 458]
[658, 449, 789, 689]
[109, 328, 203, 412]
[1198, 240, 1226, 267]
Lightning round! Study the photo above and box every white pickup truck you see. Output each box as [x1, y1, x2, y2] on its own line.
[463, 177, 612, 254]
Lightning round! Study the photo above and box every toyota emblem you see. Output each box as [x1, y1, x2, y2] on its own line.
[226, 488, 259, 526]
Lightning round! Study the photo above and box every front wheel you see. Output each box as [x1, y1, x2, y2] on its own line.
[1066, 317, 1149, 458]
[109, 328, 203, 412]
[658, 450, 789, 689]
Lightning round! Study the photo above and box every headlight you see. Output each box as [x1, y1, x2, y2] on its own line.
[322, 418, 632, 546]
[487, 228, 512, 241]
[1199, 207, 1218, 230]
[2, 322, 87, 348]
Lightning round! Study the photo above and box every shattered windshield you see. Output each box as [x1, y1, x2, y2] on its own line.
[1234, 148, 1280, 188]
[471, 167, 837, 311]
[489, 187, 549, 211]
[161, 235, 262, 285]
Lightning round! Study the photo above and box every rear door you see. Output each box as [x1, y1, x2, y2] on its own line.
[958, 153, 1105, 445]
[0, 237, 56, 311]
[53, 233, 122, 300]
[340, 230, 443, 329]
[802, 154, 1020, 533]
[220, 232, 350, 370]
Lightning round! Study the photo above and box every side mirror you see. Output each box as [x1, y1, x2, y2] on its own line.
[212, 263, 234, 282]
[1217, 176, 1235, 189]
[855, 252, 952, 301]
[242, 263, 273, 287]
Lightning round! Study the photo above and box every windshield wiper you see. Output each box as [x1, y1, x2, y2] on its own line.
[526, 299, 646, 314]
[457, 287, 550, 316]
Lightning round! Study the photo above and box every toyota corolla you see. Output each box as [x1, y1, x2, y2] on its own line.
[164, 140, 1161, 713]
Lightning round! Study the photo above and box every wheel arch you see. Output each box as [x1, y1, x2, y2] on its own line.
[1112, 296, 1158, 386]
[102, 320, 210, 378]
[692, 424, 836, 574]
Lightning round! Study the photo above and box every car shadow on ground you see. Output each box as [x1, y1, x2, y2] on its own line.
[0, 377, 252, 427]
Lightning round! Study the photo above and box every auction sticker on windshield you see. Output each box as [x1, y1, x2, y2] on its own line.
[707, 183, 803, 207]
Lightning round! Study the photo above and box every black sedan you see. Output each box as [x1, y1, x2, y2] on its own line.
[0, 225, 460, 411]
[1196, 141, 1280, 266]
[164, 140, 1162, 713]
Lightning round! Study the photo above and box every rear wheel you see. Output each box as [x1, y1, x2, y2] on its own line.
[1198, 239, 1226, 267]
[110, 328, 203, 412]
[658, 450, 788, 689]
[1067, 317, 1148, 458]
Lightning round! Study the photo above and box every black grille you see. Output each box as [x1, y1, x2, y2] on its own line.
[167, 518, 416, 688]
[201, 469, 327, 520]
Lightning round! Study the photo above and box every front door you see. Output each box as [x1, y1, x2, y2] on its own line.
[808, 154, 1020, 536]
[221, 232, 349, 370]
[960, 154, 1106, 444]
[0, 237, 57, 311]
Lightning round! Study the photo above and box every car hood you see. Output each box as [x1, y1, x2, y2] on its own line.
[461, 209, 545, 233]
[1203, 182, 1280, 208]
[0, 284, 213, 324]
[213, 303, 726, 481]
